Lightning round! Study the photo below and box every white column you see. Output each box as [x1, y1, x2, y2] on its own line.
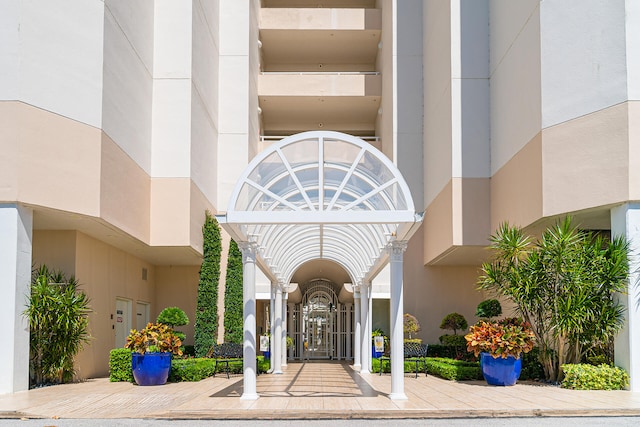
[389, 241, 408, 400]
[273, 284, 283, 374]
[346, 303, 353, 360]
[353, 287, 361, 369]
[0, 204, 32, 394]
[612, 204, 640, 391]
[360, 283, 371, 374]
[298, 303, 305, 360]
[337, 303, 342, 360]
[288, 302, 294, 360]
[281, 292, 288, 367]
[269, 285, 275, 373]
[239, 242, 259, 400]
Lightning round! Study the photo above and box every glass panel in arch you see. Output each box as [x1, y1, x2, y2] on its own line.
[358, 150, 394, 186]
[323, 138, 361, 169]
[324, 139, 363, 209]
[281, 138, 318, 171]
[235, 182, 259, 211]
[248, 150, 286, 190]
[352, 181, 407, 211]
[380, 181, 408, 210]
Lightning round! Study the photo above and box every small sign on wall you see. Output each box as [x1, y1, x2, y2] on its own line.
[117, 317, 123, 323]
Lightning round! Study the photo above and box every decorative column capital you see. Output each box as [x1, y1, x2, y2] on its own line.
[387, 240, 408, 262]
[238, 241, 259, 263]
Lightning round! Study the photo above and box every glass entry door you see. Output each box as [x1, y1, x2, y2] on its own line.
[302, 280, 337, 359]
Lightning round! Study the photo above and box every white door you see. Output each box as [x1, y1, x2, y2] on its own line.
[136, 301, 150, 330]
[115, 298, 132, 349]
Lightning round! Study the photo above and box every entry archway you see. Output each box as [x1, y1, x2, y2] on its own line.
[217, 131, 422, 401]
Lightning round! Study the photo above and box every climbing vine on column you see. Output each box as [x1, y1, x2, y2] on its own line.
[194, 211, 221, 357]
[224, 239, 243, 344]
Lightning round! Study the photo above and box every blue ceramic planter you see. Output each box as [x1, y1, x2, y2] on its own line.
[480, 352, 522, 386]
[132, 352, 172, 386]
[372, 344, 383, 359]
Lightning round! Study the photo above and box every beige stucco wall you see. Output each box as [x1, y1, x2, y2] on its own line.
[541, 102, 630, 217]
[404, 224, 486, 344]
[155, 266, 200, 346]
[0, 102, 101, 215]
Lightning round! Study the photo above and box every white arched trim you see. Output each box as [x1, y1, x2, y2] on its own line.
[217, 131, 422, 286]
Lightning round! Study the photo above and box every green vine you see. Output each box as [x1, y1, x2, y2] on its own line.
[194, 211, 221, 357]
[224, 240, 243, 344]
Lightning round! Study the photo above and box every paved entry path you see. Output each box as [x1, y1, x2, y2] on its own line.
[2, 362, 640, 420]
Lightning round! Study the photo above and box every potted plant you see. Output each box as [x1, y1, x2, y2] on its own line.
[125, 322, 182, 386]
[465, 317, 535, 386]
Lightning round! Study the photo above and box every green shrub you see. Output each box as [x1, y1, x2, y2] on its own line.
[425, 357, 482, 381]
[182, 345, 196, 357]
[224, 240, 243, 344]
[157, 307, 189, 327]
[561, 363, 629, 390]
[475, 299, 502, 319]
[109, 348, 134, 382]
[439, 312, 468, 335]
[169, 358, 217, 382]
[427, 344, 476, 362]
[520, 347, 545, 380]
[195, 211, 222, 357]
[25, 266, 92, 386]
[439, 334, 467, 347]
[371, 358, 418, 374]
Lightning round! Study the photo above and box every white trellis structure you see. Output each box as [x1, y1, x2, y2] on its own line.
[216, 131, 422, 400]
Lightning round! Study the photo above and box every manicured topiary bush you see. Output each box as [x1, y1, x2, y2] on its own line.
[194, 211, 222, 357]
[439, 312, 468, 335]
[224, 240, 243, 344]
[475, 299, 502, 319]
[157, 306, 190, 342]
[561, 364, 629, 390]
[109, 348, 134, 382]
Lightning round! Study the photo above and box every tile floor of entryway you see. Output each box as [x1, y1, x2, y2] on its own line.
[2, 362, 640, 420]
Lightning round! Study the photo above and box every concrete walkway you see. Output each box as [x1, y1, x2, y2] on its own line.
[2, 362, 640, 420]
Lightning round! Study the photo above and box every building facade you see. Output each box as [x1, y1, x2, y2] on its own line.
[2, 0, 640, 395]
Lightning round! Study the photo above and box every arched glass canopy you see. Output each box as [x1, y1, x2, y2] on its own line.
[217, 131, 423, 285]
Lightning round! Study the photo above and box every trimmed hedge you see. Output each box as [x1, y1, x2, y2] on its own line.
[561, 363, 629, 390]
[169, 358, 217, 382]
[109, 349, 270, 383]
[425, 357, 482, 381]
[109, 348, 134, 382]
[371, 358, 417, 375]
[371, 356, 481, 380]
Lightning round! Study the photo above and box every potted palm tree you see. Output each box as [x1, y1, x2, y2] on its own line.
[465, 317, 535, 386]
[125, 322, 182, 386]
